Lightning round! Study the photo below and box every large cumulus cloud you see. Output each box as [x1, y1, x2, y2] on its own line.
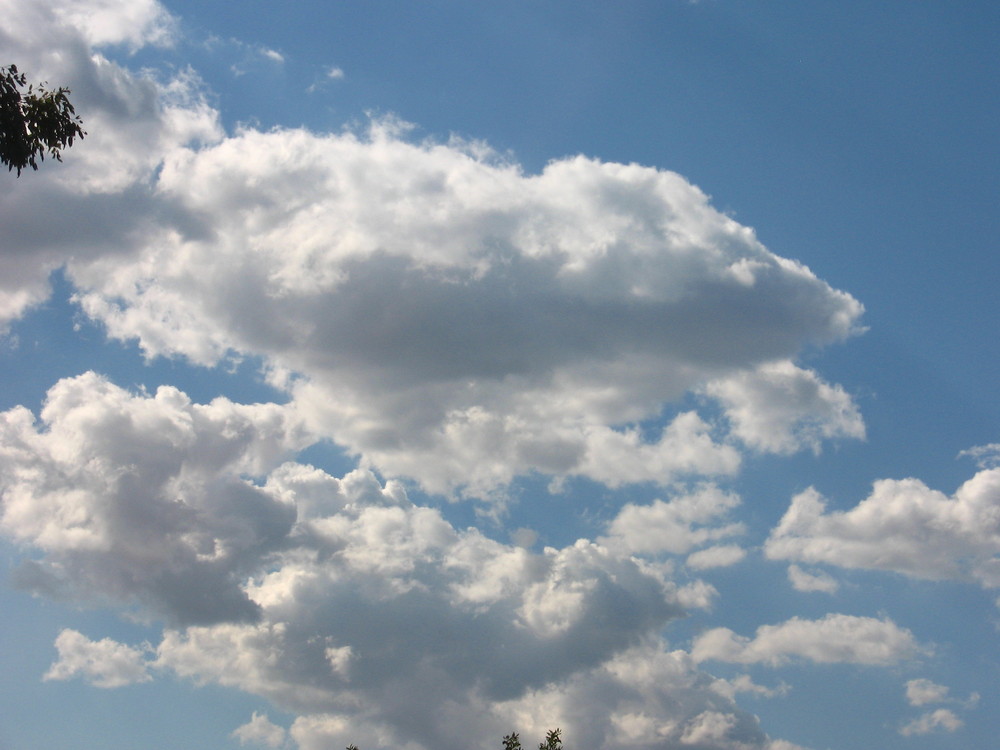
[0, 372, 309, 623]
[69, 124, 863, 494]
[1, 0, 866, 496]
[0, 3, 886, 747]
[0, 372, 817, 749]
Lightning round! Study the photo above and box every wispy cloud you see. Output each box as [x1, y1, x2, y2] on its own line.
[691, 614, 924, 666]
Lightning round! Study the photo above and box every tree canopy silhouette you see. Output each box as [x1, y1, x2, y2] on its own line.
[345, 728, 564, 750]
[1, 64, 85, 176]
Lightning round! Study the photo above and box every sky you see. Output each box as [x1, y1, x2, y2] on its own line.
[1, 1, 998, 749]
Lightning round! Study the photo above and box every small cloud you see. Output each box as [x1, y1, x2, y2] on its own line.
[905, 678, 979, 710]
[905, 678, 950, 706]
[44, 629, 151, 688]
[686, 544, 746, 570]
[307, 66, 346, 93]
[227, 41, 285, 76]
[691, 614, 924, 666]
[232, 712, 289, 748]
[703, 361, 865, 456]
[959, 443, 1000, 469]
[787, 564, 839, 594]
[899, 708, 963, 736]
[603, 485, 745, 557]
[711, 673, 790, 700]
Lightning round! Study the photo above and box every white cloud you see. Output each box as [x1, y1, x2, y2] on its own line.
[602, 484, 745, 557]
[51, 113, 857, 496]
[4, 413, 766, 748]
[711, 674, 790, 701]
[489, 644, 790, 750]
[899, 680, 978, 737]
[0, 369, 823, 749]
[959, 443, 1000, 470]
[786, 565, 839, 594]
[0, 413, 786, 749]
[904, 678, 949, 706]
[691, 614, 923, 666]
[0, 6, 881, 747]
[686, 545, 747, 570]
[765, 468, 1000, 589]
[703, 360, 865, 455]
[44, 628, 151, 688]
[0, 0, 222, 326]
[232, 712, 289, 748]
[49, 0, 177, 49]
[0, 0, 865, 494]
[0, 373, 310, 624]
[899, 708, 963, 736]
[903, 678, 978, 713]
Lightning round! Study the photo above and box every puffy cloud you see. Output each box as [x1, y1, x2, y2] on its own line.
[148, 469, 791, 750]
[232, 712, 290, 749]
[489, 645, 786, 750]
[899, 680, 978, 737]
[3, 375, 775, 749]
[154, 486, 687, 709]
[43, 628, 151, 688]
[0, 0, 221, 327]
[53, 0, 176, 49]
[0, 372, 310, 624]
[786, 565, 839, 594]
[903, 678, 978, 711]
[0, 5, 878, 746]
[1, 374, 810, 748]
[898, 709, 963, 736]
[765, 468, 1000, 588]
[74, 127, 860, 493]
[602, 484, 745, 557]
[904, 678, 950, 706]
[1, 0, 864, 496]
[58, 126, 857, 496]
[690, 614, 923, 666]
[703, 361, 865, 455]
[5, 394, 797, 749]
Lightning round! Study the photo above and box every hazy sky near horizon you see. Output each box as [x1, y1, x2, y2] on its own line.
[1, 2, 998, 749]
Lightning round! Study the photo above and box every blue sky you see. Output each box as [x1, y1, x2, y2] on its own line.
[1, 2, 998, 749]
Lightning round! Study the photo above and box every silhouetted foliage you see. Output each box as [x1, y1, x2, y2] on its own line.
[501, 728, 562, 750]
[1, 64, 85, 175]
[346, 729, 562, 750]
